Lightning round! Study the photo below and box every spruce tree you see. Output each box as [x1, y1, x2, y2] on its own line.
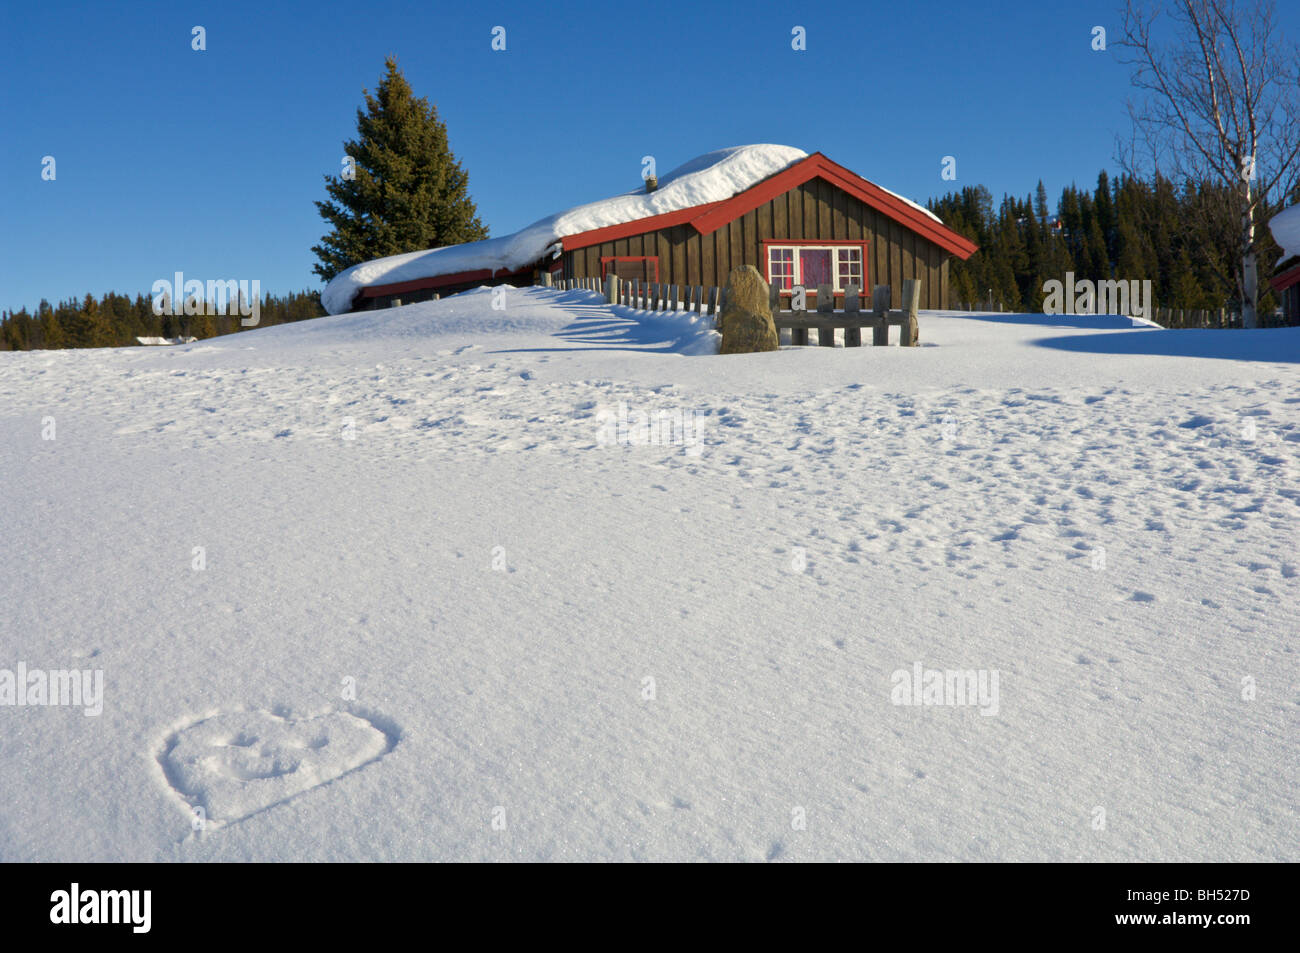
[312, 57, 489, 282]
[1034, 181, 1050, 227]
[1094, 171, 1117, 266]
[41, 310, 65, 349]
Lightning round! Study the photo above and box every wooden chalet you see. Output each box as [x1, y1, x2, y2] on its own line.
[340, 150, 978, 313]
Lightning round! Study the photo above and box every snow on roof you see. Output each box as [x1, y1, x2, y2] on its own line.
[323, 145, 808, 313]
[321, 144, 947, 314]
[1270, 203, 1300, 263]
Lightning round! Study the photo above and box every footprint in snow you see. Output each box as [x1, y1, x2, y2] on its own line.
[157, 707, 398, 829]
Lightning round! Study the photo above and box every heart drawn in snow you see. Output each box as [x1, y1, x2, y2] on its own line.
[157, 708, 398, 828]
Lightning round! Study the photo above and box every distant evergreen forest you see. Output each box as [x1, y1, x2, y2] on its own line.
[0, 290, 325, 351]
[929, 170, 1293, 317]
[4, 168, 1297, 352]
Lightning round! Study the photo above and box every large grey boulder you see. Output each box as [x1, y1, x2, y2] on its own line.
[718, 266, 779, 354]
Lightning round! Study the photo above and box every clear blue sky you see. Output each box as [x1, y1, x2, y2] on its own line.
[4, 0, 1294, 312]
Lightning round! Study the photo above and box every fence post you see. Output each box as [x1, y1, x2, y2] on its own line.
[605, 272, 618, 304]
[789, 285, 808, 345]
[540, 271, 553, 288]
[872, 285, 890, 346]
[817, 284, 835, 347]
[769, 282, 785, 346]
[901, 279, 921, 346]
[844, 283, 861, 347]
[669, 284, 679, 311]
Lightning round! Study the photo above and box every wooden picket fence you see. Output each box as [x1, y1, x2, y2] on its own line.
[542, 273, 729, 316]
[537, 272, 922, 347]
[769, 281, 920, 347]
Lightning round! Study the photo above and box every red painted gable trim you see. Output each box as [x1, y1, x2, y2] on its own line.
[689, 153, 977, 259]
[1271, 261, 1300, 292]
[555, 154, 977, 261]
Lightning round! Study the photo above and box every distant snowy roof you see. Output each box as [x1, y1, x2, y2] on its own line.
[321, 144, 950, 314]
[1270, 203, 1300, 263]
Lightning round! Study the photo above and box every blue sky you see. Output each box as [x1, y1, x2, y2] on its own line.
[4, 0, 1293, 312]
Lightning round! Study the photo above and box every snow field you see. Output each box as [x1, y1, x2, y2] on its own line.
[0, 287, 1295, 861]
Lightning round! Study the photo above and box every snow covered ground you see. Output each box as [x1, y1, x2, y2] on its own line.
[0, 286, 1295, 861]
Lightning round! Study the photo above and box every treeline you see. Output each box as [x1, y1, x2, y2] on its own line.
[0, 290, 326, 351]
[929, 171, 1288, 315]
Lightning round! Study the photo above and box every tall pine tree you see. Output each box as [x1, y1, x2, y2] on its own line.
[312, 57, 488, 282]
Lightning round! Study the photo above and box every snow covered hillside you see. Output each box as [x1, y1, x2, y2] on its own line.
[0, 286, 1296, 862]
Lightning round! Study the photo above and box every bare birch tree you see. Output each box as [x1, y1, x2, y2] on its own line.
[1118, 0, 1300, 326]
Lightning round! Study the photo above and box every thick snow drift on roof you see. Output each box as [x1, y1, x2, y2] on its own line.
[1270, 203, 1300, 262]
[322, 145, 810, 314]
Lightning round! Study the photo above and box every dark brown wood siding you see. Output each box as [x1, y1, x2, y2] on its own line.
[561, 175, 955, 309]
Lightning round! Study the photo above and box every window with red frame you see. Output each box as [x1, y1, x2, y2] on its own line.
[766, 244, 864, 293]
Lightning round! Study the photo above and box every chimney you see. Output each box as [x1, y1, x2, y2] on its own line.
[644, 174, 658, 193]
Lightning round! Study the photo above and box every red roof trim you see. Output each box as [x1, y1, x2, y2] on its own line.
[689, 153, 977, 260]
[560, 200, 726, 251]
[1271, 260, 1300, 292]
[359, 265, 532, 298]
